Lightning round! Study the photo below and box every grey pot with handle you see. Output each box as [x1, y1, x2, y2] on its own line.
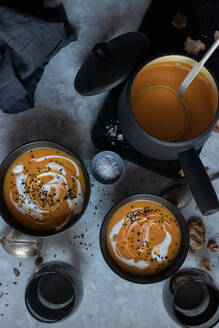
[118, 54, 219, 215]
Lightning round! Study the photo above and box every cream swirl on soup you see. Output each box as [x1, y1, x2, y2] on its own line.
[107, 200, 181, 275]
[3, 147, 86, 231]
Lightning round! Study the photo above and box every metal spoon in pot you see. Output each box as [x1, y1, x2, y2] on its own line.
[0, 228, 42, 258]
[178, 36, 219, 97]
[161, 171, 219, 209]
[136, 37, 219, 142]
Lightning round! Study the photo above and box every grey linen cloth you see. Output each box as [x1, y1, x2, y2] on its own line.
[0, 0, 76, 113]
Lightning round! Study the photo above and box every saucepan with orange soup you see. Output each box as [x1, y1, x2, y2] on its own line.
[118, 55, 219, 215]
[0, 141, 90, 236]
[100, 194, 189, 284]
[75, 33, 219, 215]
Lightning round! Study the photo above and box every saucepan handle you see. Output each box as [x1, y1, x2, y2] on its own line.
[178, 148, 219, 215]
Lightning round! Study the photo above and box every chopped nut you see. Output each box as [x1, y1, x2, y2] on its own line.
[35, 256, 43, 267]
[200, 259, 211, 271]
[172, 13, 187, 30]
[188, 217, 205, 253]
[178, 169, 185, 177]
[112, 234, 119, 242]
[13, 268, 20, 277]
[207, 239, 219, 252]
[184, 37, 205, 56]
[213, 120, 219, 133]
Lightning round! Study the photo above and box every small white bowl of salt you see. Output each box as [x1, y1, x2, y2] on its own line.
[90, 151, 125, 184]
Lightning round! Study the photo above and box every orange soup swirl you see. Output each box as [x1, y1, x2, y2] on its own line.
[107, 200, 181, 275]
[3, 147, 86, 231]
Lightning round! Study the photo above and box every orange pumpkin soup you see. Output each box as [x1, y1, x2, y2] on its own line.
[131, 61, 217, 141]
[3, 147, 86, 231]
[107, 200, 181, 275]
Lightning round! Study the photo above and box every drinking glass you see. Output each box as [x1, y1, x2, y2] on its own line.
[25, 261, 83, 323]
[163, 268, 219, 328]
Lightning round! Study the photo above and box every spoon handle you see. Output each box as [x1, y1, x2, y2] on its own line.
[178, 37, 219, 97]
[210, 171, 219, 182]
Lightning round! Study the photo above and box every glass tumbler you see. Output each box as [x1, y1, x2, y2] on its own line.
[163, 268, 219, 328]
[25, 261, 83, 323]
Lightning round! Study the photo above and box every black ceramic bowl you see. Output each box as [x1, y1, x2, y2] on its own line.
[100, 194, 189, 284]
[0, 141, 90, 237]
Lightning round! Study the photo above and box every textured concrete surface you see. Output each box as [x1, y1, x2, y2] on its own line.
[0, 0, 218, 327]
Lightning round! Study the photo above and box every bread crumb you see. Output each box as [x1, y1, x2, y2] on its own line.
[35, 256, 43, 267]
[214, 30, 219, 48]
[13, 268, 20, 277]
[184, 37, 205, 56]
[207, 239, 219, 252]
[200, 259, 211, 271]
[172, 13, 187, 30]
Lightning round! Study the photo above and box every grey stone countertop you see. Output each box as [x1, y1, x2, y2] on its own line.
[0, 1, 218, 327]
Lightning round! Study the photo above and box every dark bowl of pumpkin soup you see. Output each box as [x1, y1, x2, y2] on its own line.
[0, 141, 90, 237]
[100, 194, 189, 284]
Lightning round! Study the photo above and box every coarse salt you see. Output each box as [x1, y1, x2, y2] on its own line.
[95, 156, 120, 181]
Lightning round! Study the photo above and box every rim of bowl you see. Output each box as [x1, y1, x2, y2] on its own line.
[0, 140, 90, 237]
[99, 194, 189, 284]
